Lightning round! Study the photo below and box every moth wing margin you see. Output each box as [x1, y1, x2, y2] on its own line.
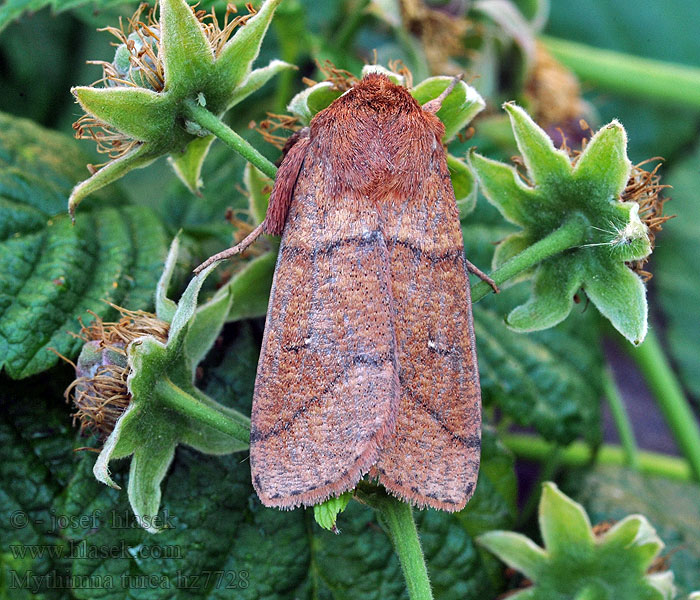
[375, 146, 481, 512]
[251, 156, 401, 509]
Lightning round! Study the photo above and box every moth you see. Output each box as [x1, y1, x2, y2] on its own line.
[198, 73, 495, 511]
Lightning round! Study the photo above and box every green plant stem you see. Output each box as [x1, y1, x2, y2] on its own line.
[626, 328, 700, 480]
[181, 99, 278, 179]
[356, 483, 432, 600]
[542, 36, 700, 111]
[156, 378, 250, 445]
[471, 216, 588, 302]
[502, 433, 692, 481]
[602, 368, 640, 470]
[336, 0, 370, 50]
[377, 499, 433, 600]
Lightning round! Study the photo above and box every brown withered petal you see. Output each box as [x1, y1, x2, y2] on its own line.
[527, 42, 587, 129]
[622, 159, 673, 281]
[400, 0, 470, 75]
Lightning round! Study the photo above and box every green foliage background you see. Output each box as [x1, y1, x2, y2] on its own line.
[1, 0, 699, 598]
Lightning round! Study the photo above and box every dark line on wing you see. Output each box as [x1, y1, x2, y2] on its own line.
[400, 377, 480, 448]
[280, 232, 464, 264]
[251, 351, 393, 442]
[387, 237, 463, 264]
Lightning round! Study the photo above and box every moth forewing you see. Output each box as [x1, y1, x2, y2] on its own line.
[250, 73, 481, 511]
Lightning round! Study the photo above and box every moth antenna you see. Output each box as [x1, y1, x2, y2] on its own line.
[193, 222, 265, 274]
[422, 74, 463, 114]
[465, 259, 499, 293]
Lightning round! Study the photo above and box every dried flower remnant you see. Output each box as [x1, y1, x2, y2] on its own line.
[622, 159, 673, 281]
[254, 112, 302, 151]
[551, 133, 672, 281]
[65, 307, 169, 439]
[303, 60, 360, 92]
[69, 0, 288, 213]
[400, 0, 471, 75]
[526, 42, 591, 146]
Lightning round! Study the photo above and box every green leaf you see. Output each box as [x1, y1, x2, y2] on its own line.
[467, 151, 538, 228]
[410, 76, 486, 142]
[0, 112, 168, 379]
[168, 134, 215, 195]
[287, 81, 340, 124]
[477, 531, 546, 580]
[184, 284, 234, 366]
[71, 86, 173, 143]
[584, 260, 648, 345]
[473, 300, 602, 444]
[447, 154, 477, 217]
[314, 491, 353, 532]
[155, 235, 181, 323]
[0, 373, 78, 595]
[503, 102, 572, 185]
[505, 255, 581, 331]
[225, 251, 277, 322]
[244, 162, 273, 225]
[68, 143, 159, 216]
[159, 0, 214, 97]
[572, 121, 631, 198]
[127, 439, 177, 533]
[216, 0, 284, 98]
[565, 465, 700, 598]
[539, 482, 595, 554]
[227, 59, 296, 111]
[457, 427, 518, 538]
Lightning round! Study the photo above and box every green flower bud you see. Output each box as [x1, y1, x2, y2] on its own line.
[478, 482, 676, 600]
[69, 0, 293, 216]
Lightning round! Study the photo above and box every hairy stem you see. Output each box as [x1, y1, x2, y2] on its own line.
[626, 329, 700, 480]
[181, 98, 278, 179]
[378, 500, 433, 600]
[471, 216, 588, 302]
[156, 378, 250, 445]
[542, 36, 700, 110]
[602, 368, 640, 470]
[502, 433, 693, 481]
[356, 483, 433, 600]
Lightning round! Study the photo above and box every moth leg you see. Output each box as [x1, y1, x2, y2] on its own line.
[422, 74, 463, 114]
[465, 259, 499, 293]
[193, 222, 264, 274]
[193, 132, 311, 275]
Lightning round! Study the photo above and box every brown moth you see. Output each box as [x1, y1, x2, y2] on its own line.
[199, 72, 494, 511]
